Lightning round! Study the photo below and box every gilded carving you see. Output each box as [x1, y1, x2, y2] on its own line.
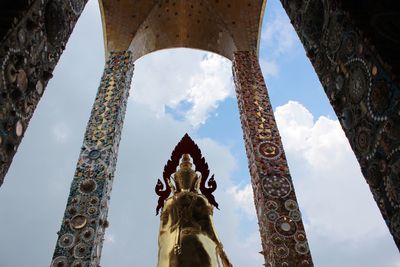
[156, 135, 232, 267]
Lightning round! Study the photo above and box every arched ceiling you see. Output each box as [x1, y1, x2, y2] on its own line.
[99, 0, 266, 61]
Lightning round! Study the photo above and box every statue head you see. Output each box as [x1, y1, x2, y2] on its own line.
[172, 154, 200, 193]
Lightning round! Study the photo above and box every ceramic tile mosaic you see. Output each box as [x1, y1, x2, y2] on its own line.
[233, 51, 313, 267]
[0, 0, 88, 186]
[51, 51, 134, 267]
[280, 0, 400, 249]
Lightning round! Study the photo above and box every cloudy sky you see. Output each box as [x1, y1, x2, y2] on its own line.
[1, 0, 400, 266]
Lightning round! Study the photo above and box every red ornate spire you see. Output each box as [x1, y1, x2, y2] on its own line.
[155, 134, 218, 215]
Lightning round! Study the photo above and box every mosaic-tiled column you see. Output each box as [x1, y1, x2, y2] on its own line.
[233, 51, 313, 267]
[0, 0, 88, 186]
[279, 0, 400, 249]
[51, 51, 134, 267]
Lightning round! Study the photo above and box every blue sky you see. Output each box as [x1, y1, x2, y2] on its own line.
[0, 0, 399, 266]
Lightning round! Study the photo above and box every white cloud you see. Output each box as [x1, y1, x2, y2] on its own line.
[260, 59, 279, 78]
[274, 101, 398, 266]
[132, 51, 233, 126]
[259, 2, 299, 78]
[104, 233, 115, 244]
[131, 49, 201, 116]
[228, 184, 256, 218]
[273, 100, 314, 153]
[274, 101, 388, 242]
[51, 122, 70, 143]
[185, 54, 233, 126]
[261, 9, 296, 56]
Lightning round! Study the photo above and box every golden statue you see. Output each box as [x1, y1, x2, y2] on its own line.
[155, 134, 232, 267]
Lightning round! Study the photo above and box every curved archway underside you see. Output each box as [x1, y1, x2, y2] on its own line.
[99, 0, 266, 61]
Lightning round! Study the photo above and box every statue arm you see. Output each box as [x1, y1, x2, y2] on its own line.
[216, 243, 233, 267]
[205, 213, 233, 267]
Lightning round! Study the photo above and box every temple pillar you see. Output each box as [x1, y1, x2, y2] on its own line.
[51, 51, 134, 267]
[279, 0, 400, 248]
[0, 0, 88, 186]
[232, 51, 313, 267]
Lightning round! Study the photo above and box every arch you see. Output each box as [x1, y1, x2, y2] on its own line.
[99, 0, 267, 60]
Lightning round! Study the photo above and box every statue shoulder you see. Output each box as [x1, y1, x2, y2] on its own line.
[162, 196, 175, 209]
